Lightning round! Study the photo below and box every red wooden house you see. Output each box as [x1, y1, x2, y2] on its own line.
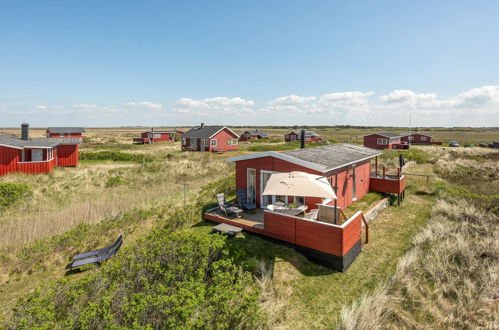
[363, 132, 408, 149]
[285, 130, 325, 143]
[239, 129, 269, 142]
[181, 124, 239, 152]
[133, 129, 183, 144]
[1, 124, 81, 176]
[399, 132, 441, 145]
[204, 144, 406, 271]
[46, 127, 85, 138]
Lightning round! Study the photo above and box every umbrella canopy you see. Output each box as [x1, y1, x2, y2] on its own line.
[262, 171, 337, 199]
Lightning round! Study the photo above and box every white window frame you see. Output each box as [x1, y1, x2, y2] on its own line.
[228, 138, 238, 146]
[377, 138, 388, 145]
[408, 136, 414, 141]
[421, 136, 427, 141]
[201, 139, 209, 147]
[294, 196, 305, 205]
[182, 138, 186, 145]
[260, 170, 285, 208]
[211, 139, 217, 146]
[190, 138, 197, 147]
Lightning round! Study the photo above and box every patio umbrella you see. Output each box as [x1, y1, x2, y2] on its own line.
[262, 171, 337, 199]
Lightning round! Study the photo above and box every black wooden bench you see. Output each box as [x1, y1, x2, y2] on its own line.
[67, 234, 123, 271]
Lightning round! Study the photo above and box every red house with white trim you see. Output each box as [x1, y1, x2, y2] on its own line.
[285, 130, 325, 143]
[46, 127, 85, 138]
[204, 144, 406, 271]
[363, 132, 408, 149]
[1, 124, 81, 176]
[181, 124, 239, 152]
[133, 130, 183, 144]
[400, 132, 440, 145]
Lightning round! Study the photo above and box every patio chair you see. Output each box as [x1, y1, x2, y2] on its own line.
[66, 235, 123, 271]
[236, 189, 256, 212]
[215, 193, 243, 218]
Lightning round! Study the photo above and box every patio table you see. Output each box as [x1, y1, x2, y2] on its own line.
[267, 204, 308, 216]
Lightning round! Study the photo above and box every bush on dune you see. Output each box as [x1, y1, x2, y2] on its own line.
[0, 183, 31, 209]
[6, 232, 261, 329]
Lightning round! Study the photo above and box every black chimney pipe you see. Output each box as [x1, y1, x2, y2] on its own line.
[300, 129, 305, 149]
[21, 123, 29, 140]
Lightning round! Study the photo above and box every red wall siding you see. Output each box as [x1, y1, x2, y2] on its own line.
[18, 159, 55, 174]
[295, 219, 343, 255]
[48, 133, 82, 138]
[341, 213, 362, 254]
[208, 129, 238, 152]
[400, 133, 432, 144]
[363, 134, 394, 149]
[57, 145, 79, 167]
[235, 157, 372, 210]
[263, 211, 362, 256]
[370, 176, 405, 194]
[0, 146, 20, 176]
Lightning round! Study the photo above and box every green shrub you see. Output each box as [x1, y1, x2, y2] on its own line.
[381, 149, 430, 164]
[7, 232, 262, 329]
[105, 176, 124, 188]
[80, 151, 156, 163]
[0, 183, 31, 209]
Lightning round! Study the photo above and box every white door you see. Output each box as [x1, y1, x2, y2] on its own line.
[260, 170, 285, 208]
[247, 168, 256, 204]
[32, 149, 43, 162]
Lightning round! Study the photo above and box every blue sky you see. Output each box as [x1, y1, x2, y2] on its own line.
[1, 0, 498, 127]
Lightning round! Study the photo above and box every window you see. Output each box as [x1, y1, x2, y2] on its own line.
[182, 138, 186, 145]
[190, 138, 197, 147]
[408, 136, 414, 141]
[227, 139, 238, 145]
[377, 138, 388, 145]
[421, 136, 427, 141]
[294, 196, 305, 205]
[201, 139, 209, 147]
[211, 139, 217, 146]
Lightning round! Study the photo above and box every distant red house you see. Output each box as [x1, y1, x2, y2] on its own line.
[133, 130, 183, 144]
[400, 132, 441, 145]
[285, 130, 325, 143]
[181, 124, 239, 152]
[363, 132, 408, 150]
[46, 127, 85, 138]
[239, 129, 269, 142]
[204, 144, 406, 271]
[1, 124, 81, 176]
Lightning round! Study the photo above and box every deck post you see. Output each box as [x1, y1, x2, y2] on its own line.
[333, 174, 338, 224]
[375, 157, 378, 176]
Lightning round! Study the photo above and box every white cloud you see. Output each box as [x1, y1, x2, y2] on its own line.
[73, 104, 99, 109]
[35, 105, 48, 110]
[449, 85, 499, 107]
[173, 96, 254, 114]
[378, 90, 437, 103]
[267, 94, 316, 106]
[125, 101, 162, 110]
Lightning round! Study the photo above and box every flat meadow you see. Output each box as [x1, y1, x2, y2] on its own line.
[0, 126, 498, 328]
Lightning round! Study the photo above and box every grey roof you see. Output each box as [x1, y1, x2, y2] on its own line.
[47, 127, 85, 134]
[183, 125, 238, 138]
[365, 132, 401, 138]
[244, 129, 269, 138]
[144, 130, 178, 134]
[399, 132, 432, 137]
[280, 144, 381, 171]
[290, 130, 319, 137]
[0, 135, 80, 148]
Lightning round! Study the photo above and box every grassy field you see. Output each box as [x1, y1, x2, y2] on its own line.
[0, 127, 498, 327]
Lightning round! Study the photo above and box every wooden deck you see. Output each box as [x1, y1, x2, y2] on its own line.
[204, 208, 264, 230]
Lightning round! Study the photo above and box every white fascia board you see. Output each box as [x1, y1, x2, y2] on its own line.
[227, 151, 327, 173]
[209, 126, 240, 139]
[0, 143, 23, 150]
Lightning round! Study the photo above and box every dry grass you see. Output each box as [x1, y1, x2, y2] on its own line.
[0, 150, 230, 251]
[338, 199, 499, 329]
